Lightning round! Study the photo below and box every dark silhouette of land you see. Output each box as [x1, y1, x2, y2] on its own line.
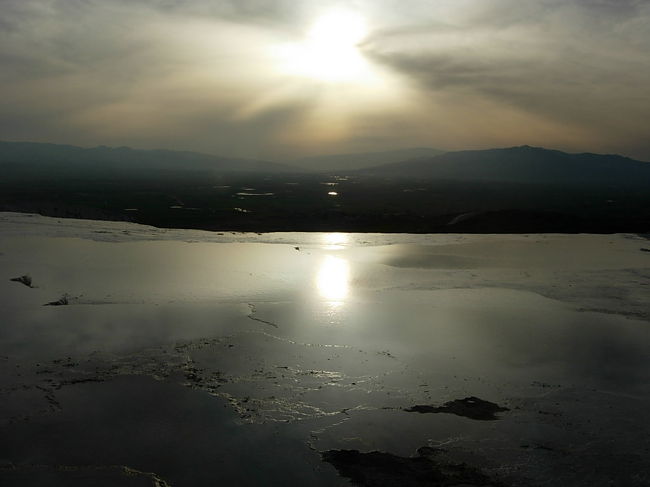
[293, 147, 445, 172]
[1, 141, 649, 233]
[359, 145, 650, 185]
[0, 141, 293, 174]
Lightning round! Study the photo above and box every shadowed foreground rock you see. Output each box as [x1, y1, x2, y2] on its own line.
[322, 448, 501, 487]
[404, 397, 509, 421]
[10, 275, 33, 288]
[43, 294, 69, 306]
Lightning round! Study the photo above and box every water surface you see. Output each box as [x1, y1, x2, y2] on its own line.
[1, 212, 649, 486]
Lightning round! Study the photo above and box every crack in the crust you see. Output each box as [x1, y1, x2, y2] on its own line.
[576, 307, 650, 320]
[246, 303, 279, 328]
[215, 390, 343, 424]
[0, 464, 172, 486]
[239, 329, 356, 350]
[2, 327, 406, 426]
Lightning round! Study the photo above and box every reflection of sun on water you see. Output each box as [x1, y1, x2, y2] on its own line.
[323, 232, 349, 249]
[316, 256, 350, 306]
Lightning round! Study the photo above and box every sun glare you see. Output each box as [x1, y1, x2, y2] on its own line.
[276, 10, 373, 82]
[316, 255, 350, 303]
[322, 232, 349, 249]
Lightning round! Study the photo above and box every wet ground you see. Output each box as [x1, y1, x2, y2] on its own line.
[1, 212, 649, 486]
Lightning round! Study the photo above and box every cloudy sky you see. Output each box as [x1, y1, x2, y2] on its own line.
[2, 0, 649, 161]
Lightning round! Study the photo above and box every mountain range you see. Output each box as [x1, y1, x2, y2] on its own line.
[1, 141, 648, 186]
[356, 145, 650, 186]
[292, 147, 445, 172]
[0, 141, 293, 174]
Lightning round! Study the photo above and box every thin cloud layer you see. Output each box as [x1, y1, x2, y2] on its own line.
[1, 0, 649, 160]
[362, 0, 650, 157]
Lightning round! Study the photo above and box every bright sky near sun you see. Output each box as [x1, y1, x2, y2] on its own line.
[275, 10, 373, 82]
[1, 0, 650, 161]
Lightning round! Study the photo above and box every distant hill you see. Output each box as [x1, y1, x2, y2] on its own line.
[2, 142, 649, 233]
[292, 148, 445, 172]
[358, 146, 650, 186]
[0, 141, 294, 176]
[4, 142, 648, 188]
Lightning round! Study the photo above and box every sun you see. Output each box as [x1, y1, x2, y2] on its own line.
[276, 10, 372, 82]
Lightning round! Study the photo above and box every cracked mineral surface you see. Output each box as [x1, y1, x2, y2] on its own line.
[1, 212, 649, 486]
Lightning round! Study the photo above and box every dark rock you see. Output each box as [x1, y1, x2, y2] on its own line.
[404, 396, 509, 421]
[322, 448, 500, 486]
[44, 294, 69, 306]
[10, 275, 33, 287]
